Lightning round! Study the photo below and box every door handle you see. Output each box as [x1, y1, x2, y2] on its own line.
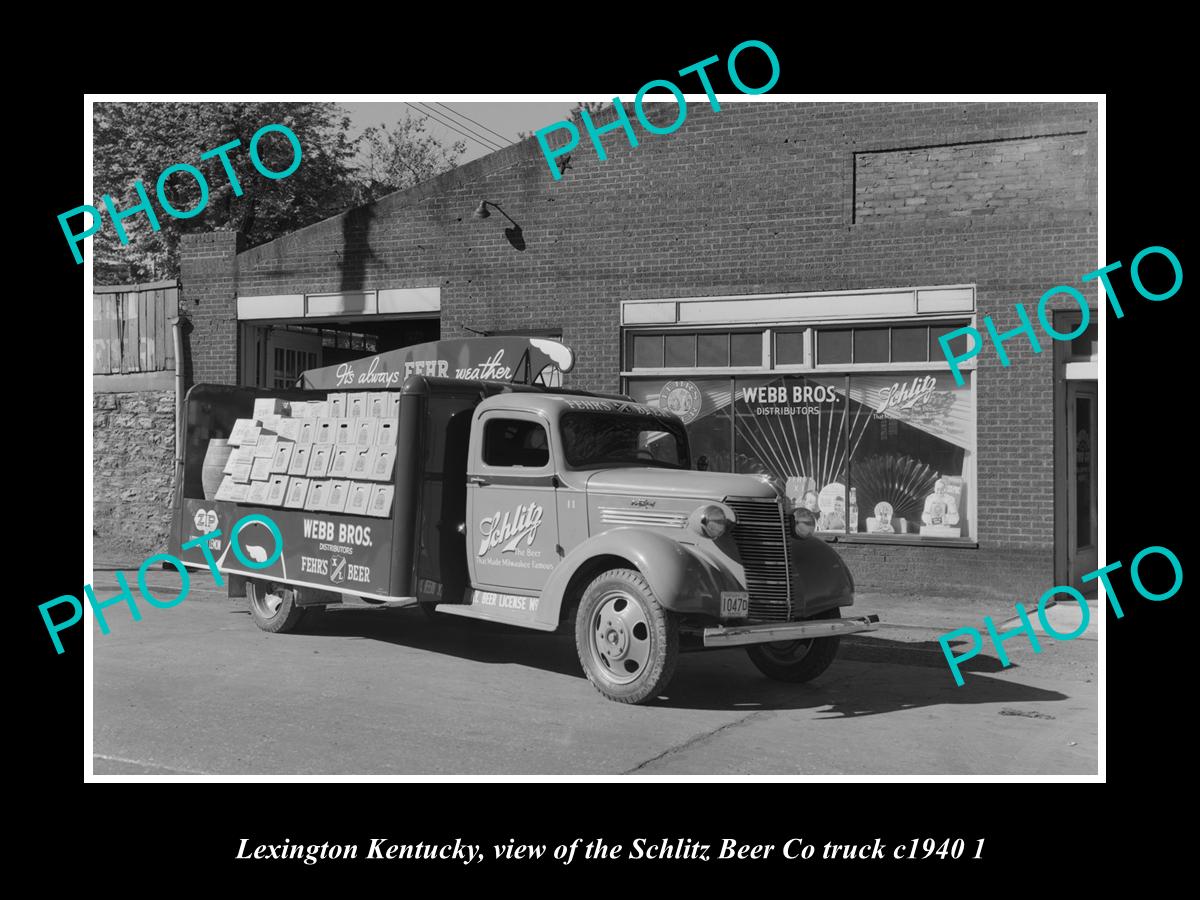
[469, 475, 490, 486]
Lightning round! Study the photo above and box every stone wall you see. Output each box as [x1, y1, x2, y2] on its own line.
[93, 389, 176, 561]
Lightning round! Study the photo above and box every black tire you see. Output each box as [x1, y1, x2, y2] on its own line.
[575, 568, 678, 704]
[247, 580, 308, 634]
[745, 606, 842, 683]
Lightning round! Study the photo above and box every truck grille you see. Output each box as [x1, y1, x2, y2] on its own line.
[726, 498, 792, 621]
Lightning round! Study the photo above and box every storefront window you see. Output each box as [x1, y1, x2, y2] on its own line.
[623, 316, 977, 541]
[624, 368, 976, 541]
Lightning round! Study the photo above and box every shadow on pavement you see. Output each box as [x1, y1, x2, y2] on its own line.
[654, 650, 1065, 717]
[236, 606, 1068, 716]
[236, 605, 586, 679]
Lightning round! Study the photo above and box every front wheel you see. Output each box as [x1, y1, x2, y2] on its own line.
[575, 568, 679, 704]
[247, 580, 309, 634]
[745, 606, 842, 683]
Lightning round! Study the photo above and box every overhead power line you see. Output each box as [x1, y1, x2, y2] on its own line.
[401, 102, 501, 153]
[406, 102, 505, 153]
[434, 103, 514, 145]
[415, 102, 506, 152]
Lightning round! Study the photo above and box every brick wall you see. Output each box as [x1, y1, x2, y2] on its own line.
[94, 390, 176, 560]
[180, 231, 242, 384]
[180, 101, 1097, 594]
[854, 133, 1091, 223]
[836, 544, 1051, 602]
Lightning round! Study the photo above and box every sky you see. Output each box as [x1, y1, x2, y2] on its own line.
[341, 102, 576, 164]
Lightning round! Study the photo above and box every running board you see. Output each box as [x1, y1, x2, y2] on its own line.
[330, 594, 418, 610]
[432, 604, 559, 632]
[703, 614, 881, 648]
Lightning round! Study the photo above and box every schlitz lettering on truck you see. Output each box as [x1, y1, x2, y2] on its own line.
[177, 498, 394, 596]
[465, 497, 556, 620]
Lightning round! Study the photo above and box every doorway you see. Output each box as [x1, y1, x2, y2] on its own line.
[1066, 381, 1097, 590]
[239, 317, 440, 388]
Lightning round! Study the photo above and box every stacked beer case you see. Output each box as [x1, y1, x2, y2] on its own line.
[213, 391, 397, 517]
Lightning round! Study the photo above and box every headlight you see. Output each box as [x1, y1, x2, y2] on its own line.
[792, 507, 817, 539]
[691, 504, 730, 539]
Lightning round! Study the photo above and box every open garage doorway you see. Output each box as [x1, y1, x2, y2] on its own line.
[240, 317, 440, 388]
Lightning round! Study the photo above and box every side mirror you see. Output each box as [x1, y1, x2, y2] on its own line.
[792, 507, 817, 540]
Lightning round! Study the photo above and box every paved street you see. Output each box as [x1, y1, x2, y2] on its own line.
[91, 569, 1098, 776]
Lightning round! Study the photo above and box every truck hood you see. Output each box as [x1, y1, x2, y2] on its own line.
[585, 467, 780, 501]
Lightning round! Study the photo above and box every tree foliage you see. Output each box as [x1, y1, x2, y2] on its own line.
[517, 102, 608, 139]
[356, 118, 466, 204]
[91, 103, 464, 284]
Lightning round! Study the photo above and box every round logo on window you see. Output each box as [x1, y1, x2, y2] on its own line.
[659, 381, 702, 424]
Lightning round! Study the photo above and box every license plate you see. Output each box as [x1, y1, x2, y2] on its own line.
[720, 591, 749, 619]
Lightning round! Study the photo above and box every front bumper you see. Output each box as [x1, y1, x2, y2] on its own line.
[702, 614, 880, 648]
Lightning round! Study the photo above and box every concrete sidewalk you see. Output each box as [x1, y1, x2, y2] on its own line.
[855, 590, 1099, 641]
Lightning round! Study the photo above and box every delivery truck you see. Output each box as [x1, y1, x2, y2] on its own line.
[170, 337, 878, 703]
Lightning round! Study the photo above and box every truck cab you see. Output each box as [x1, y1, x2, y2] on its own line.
[447, 390, 872, 702]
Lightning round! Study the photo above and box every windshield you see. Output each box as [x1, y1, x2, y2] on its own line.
[561, 413, 690, 470]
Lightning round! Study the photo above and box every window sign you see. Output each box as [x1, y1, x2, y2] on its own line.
[845, 372, 974, 538]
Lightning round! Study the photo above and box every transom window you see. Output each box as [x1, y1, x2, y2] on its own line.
[628, 331, 763, 369]
[624, 323, 972, 371]
[816, 325, 970, 366]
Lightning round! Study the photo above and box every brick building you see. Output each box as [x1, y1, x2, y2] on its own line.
[98, 101, 1099, 599]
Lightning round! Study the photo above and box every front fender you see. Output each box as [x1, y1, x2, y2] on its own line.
[790, 535, 856, 617]
[535, 528, 737, 628]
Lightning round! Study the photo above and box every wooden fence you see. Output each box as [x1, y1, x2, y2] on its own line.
[94, 280, 179, 374]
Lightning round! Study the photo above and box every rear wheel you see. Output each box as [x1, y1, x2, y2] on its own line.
[745, 606, 842, 683]
[247, 580, 309, 634]
[575, 568, 678, 704]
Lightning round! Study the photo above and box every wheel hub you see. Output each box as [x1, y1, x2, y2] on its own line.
[590, 591, 652, 685]
[251, 583, 291, 619]
[598, 619, 629, 659]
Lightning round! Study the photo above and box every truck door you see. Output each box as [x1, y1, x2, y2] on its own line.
[467, 412, 560, 595]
